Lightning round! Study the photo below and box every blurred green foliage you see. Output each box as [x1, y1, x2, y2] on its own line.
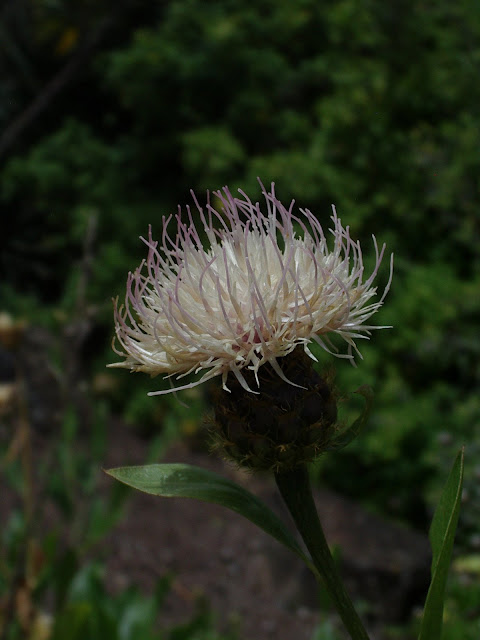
[394, 569, 480, 640]
[0, 396, 236, 640]
[1, 0, 480, 538]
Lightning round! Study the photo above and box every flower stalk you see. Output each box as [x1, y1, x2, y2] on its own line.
[108, 180, 393, 638]
[274, 465, 370, 640]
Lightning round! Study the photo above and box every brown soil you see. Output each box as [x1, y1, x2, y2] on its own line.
[1, 410, 429, 640]
[98, 418, 429, 640]
[1, 323, 429, 640]
[102, 421, 322, 640]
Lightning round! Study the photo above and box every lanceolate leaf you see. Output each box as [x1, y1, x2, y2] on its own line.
[418, 448, 465, 640]
[326, 385, 374, 451]
[106, 463, 310, 566]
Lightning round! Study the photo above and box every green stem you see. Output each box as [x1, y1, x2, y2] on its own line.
[274, 466, 370, 640]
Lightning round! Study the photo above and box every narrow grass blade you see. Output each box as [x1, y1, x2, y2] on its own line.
[418, 448, 465, 640]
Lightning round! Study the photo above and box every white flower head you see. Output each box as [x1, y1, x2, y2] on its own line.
[110, 181, 393, 395]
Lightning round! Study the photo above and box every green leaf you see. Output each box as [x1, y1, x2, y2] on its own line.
[326, 385, 374, 451]
[106, 463, 310, 566]
[418, 447, 465, 640]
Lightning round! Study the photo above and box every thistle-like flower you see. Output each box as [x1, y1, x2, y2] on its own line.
[110, 182, 392, 396]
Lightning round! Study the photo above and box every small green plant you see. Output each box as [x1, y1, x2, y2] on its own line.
[107, 181, 465, 639]
[0, 379, 213, 640]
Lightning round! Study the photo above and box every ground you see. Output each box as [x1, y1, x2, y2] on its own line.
[99, 418, 430, 640]
[0, 321, 430, 640]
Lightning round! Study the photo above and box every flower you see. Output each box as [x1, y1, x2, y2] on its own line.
[211, 346, 340, 471]
[109, 181, 393, 395]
